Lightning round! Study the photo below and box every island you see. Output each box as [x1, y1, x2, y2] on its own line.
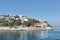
[0, 15, 53, 31]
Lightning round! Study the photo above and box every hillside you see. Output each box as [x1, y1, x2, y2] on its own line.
[0, 15, 52, 28]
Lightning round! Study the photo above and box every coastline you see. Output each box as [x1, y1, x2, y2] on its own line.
[0, 26, 53, 31]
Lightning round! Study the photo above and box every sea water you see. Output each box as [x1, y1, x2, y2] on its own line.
[0, 29, 60, 40]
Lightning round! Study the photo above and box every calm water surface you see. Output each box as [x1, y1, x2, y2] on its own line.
[0, 30, 60, 40]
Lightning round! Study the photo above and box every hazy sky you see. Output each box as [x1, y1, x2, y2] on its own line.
[0, 0, 60, 26]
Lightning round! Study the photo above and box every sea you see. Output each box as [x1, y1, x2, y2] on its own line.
[0, 28, 60, 40]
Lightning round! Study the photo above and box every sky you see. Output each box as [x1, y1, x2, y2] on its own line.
[0, 0, 60, 27]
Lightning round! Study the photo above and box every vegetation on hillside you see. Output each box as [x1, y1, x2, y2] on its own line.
[0, 15, 52, 27]
[0, 16, 40, 27]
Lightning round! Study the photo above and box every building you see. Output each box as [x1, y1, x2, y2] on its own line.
[35, 20, 48, 28]
[9, 15, 15, 19]
[19, 15, 28, 23]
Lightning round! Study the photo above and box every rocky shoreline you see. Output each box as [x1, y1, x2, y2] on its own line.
[0, 27, 53, 31]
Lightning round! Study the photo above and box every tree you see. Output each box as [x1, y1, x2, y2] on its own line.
[47, 23, 52, 27]
[22, 21, 31, 27]
[14, 15, 19, 18]
[14, 19, 22, 26]
[28, 18, 39, 26]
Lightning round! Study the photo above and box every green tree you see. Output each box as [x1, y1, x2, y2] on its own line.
[14, 15, 19, 18]
[14, 19, 22, 26]
[28, 18, 39, 26]
[22, 21, 31, 27]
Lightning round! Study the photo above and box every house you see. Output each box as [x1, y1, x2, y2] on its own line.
[19, 15, 28, 23]
[9, 15, 15, 19]
[35, 20, 48, 28]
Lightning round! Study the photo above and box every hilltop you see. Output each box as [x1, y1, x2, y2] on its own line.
[0, 15, 52, 30]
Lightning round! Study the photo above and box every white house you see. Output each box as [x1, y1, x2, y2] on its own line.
[19, 15, 28, 23]
[35, 20, 48, 28]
